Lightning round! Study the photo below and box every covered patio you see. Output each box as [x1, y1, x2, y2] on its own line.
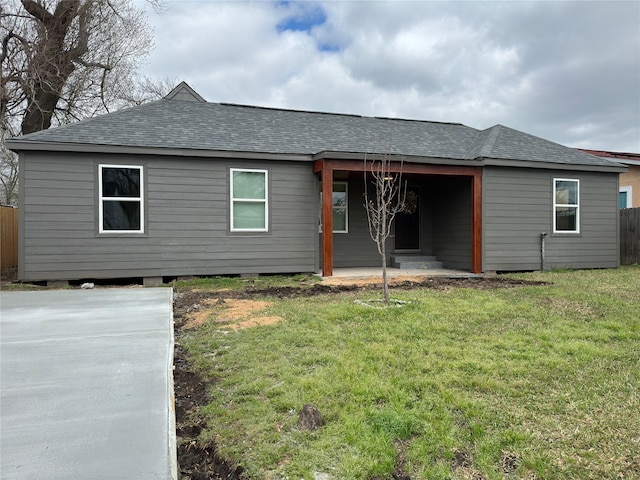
[314, 156, 483, 277]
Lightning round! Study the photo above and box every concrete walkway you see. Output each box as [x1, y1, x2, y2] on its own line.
[0, 288, 176, 480]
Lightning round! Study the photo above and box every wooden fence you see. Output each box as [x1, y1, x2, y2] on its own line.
[1, 206, 18, 270]
[620, 208, 640, 265]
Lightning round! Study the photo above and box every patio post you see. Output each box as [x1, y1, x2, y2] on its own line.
[471, 170, 482, 273]
[320, 162, 334, 276]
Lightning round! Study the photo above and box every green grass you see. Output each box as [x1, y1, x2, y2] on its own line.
[168, 273, 318, 292]
[181, 266, 640, 479]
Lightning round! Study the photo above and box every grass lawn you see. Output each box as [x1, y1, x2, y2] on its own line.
[180, 267, 640, 479]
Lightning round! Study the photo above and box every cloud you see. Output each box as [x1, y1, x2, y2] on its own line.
[141, 0, 640, 152]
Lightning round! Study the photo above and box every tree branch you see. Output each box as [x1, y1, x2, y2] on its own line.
[19, 0, 53, 24]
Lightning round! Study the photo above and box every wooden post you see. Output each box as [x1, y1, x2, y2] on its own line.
[471, 171, 482, 274]
[321, 164, 334, 277]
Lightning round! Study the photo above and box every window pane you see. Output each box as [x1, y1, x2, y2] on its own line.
[556, 207, 577, 231]
[555, 180, 577, 205]
[102, 168, 140, 197]
[333, 208, 346, 231]
[332, 191, 346, 207]
[103, 201, 141, 230]
[233, 171, 265, 199]
[233, 202, 266, 229]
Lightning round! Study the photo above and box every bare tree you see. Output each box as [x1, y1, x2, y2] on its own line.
[1, 0, 155, 134]
[0, 0, 165, 204]
[0, 130, 18, 205]
[363, 151, 406, 304]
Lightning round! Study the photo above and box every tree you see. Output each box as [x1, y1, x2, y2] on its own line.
[0, 0, 161, 204]
[363, 151, 407, 304]
[0, 128, 18, 205]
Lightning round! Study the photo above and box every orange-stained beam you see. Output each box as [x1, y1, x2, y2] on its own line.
[471, 171, 482, 273]
[314, 158, 479, 177]
[320, 163, 334, 277]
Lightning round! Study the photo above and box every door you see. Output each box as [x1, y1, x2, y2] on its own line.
[394, 186, 420, 250]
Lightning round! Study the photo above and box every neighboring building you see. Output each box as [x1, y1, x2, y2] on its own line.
[7, 83, 627, 283]
[579, 149, 640, 209]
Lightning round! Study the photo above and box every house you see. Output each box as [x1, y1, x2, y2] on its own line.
[7, 82, 627, 283]
[579, 149, 640, 209]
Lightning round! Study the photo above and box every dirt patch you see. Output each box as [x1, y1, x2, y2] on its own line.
[182, 298, 282, 330]
[226, 316, 283, 330]
[172, 275, 546, 479]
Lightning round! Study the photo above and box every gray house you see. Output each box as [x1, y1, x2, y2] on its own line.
[7, 82, 627, 283]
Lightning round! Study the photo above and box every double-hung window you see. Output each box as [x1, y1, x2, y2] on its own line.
[99, 165, 143, 233]
[553, 178, 579, 233]
[230, 168, 268, 232]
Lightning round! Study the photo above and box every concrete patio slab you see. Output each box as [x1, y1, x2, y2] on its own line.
[319, 267, 481, 283]
[0, 288, 176, 480]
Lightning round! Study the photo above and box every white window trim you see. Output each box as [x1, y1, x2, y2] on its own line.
[99, 164, 144, 234]
[230, 168, 269, 232]
[319, 181, 349, 234]
[553, 178, 580, 234]
[620, 186, 632, 208]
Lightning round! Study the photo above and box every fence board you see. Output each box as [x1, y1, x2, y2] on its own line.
[620, 208, 640, 265]
[1, 206, 19, 270]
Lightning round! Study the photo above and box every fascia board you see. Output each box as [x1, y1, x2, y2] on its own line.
[5, 140, 313, 162]
[482, 157, 628, 173]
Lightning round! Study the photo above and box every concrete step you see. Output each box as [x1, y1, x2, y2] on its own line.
[396, 261, 444, 269]
[390, 255, 443, 269]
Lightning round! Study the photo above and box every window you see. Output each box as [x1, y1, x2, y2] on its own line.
[320, 182, 348, 233]
[99, 165, 143, 233]
[230, 168, 268, 231]
[620, 186, 632, 209]
[553, 178, 579, 233]
[332, 182, 348, 233]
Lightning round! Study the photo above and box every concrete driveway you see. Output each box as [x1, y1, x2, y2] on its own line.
[0, 288, 176, 480]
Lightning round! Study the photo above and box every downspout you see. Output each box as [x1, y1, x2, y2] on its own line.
[540, 232, 548, 271]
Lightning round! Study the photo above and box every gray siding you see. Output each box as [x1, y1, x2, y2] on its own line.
[20, 152, 318, 281]
[431, 177, 472, 270]
[482, 167, 619, 271]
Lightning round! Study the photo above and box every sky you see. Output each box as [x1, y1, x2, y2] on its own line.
[139, 1, 640, 153]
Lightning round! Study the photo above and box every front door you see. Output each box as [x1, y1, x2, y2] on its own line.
[394, 186, 420, 250]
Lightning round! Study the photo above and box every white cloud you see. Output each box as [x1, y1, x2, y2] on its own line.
[141, 0, 640, 152]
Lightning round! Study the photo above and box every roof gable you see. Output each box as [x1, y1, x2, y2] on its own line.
[164, 81, 206, 102]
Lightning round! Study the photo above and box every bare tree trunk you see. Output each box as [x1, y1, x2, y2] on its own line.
[363, 151, 406, 305]
[381, 237, 389, 304]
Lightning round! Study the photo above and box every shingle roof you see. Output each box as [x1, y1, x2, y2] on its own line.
[473, 125, 618, 167]
[7, 95, 623, 170]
